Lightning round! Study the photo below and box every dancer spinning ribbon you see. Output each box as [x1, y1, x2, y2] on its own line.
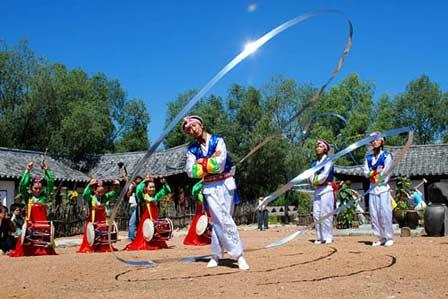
[363, 132, 394, 247]
[183, 115, 249, 270]
[310, 139, 336, 244]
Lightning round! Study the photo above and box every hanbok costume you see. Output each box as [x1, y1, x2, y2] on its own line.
[310, 154, 336, 244]
[363, 149, 394, 242]
[186, 134, 244, 258]
[183, 181, 211, 246]
[77, 184, 119, 253]
[124, 181, 171, 250]
[10, 169, 57, 257]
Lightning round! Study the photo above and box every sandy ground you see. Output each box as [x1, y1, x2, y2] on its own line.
[2, 226, 448, 299]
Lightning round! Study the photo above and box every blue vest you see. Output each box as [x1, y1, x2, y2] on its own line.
[188, 135, 232, 173]
[312, 159, 334, 182]
[367, 151, 389, 171]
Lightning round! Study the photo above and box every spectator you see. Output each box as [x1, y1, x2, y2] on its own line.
[0, 205, 16, 254]
[127, 176, 143, 241]
[10, 203, 25, 237]
[257, 197, 269, 231]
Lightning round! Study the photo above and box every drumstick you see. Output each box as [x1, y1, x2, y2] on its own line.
[414, 178, 427, 190]
[91, 207, 95, 223]
[147, 202, 153, 220]
[27, 201, 32, 221]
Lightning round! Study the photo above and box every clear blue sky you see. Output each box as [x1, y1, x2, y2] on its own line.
[2, 1, 447, 143]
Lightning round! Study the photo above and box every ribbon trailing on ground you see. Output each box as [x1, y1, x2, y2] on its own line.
[108, 9, 353, 266]
[263, 128, 414, 248]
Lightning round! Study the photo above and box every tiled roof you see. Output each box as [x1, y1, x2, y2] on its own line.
[0, 147, 90, 182]
[86, 144, 189, 181]
[334, 144, 448, 177]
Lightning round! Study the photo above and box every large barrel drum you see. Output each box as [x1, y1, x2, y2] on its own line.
[424, 203, 446, 236]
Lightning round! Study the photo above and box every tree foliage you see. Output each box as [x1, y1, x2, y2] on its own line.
[0, 40, 150, 160]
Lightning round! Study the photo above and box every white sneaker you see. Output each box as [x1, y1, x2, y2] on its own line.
[384, 240, 394, 247]
[314, 240, 322, 244]
[207, 256, 219, 268]
[372, 238, 385, 247]
[237, 256, 250, 271]
[323, 240, 332, 244]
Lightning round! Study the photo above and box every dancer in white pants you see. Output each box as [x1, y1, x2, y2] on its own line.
[310, 139, 335, 244]
[363, 132, 394, 247]
[183, 115, 249, 270]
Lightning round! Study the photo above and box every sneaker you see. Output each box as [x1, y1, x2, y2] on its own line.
[323, 240, 332, 244]
[314, 240, 322, 244]
[207, 256, 219, 268]
[237, 256, 250, 270]
[372, 238, 385, 247]
[384, 240, 394, 247]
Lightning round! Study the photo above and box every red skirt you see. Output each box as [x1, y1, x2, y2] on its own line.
[10, 203, 57, 257]
[77, 205, 118, 253]
[124, 203, 169, 250]
[183, 203, 211, 246]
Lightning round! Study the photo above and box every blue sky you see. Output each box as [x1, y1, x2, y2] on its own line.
[2, 1, 447, 143]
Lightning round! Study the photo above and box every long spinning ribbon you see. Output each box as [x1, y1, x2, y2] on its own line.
[107, 9, 354, 266]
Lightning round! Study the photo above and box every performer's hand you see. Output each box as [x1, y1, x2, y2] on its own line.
[89, 178, 97, 186]
[26, 161, 34, 171]
[212, 150, 221, 157]
[40, 161, 48, 170]
[196, 158, 204, 164]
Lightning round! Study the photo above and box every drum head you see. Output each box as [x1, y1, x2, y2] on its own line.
[86, 222, 95, 246]
[142, 219, 154, 241]
[196, 215, 208, 236]
[20, 222, 27, 244]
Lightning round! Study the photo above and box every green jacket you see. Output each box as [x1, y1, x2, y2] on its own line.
[82, 184, 119, 207]
[19, 169, 54, 204]
[135, 181, 171, 203]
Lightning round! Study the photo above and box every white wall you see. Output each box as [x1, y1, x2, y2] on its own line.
[0, 180, 16, 209]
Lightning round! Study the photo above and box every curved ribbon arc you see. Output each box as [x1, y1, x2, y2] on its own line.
[264, 128, 414, 248]
[108, 9, 353, 265]
[302, 111, 348, 136]
[238, 13, 353, 164]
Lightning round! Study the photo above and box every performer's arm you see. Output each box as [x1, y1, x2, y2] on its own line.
[363, 157, 371, 178]
[19, 170, 31, 202]
[82, 184, 93, 204]
[155, 180, 171, 202]
[105, 180, 120, 202]
[203, 137, 227, 174]
[192, 181, 204, 203]
[43, 169, 54, 197]
[135, 180, 146, 203]
[312, 160, 333, 185]
[186, 151, 205, 178]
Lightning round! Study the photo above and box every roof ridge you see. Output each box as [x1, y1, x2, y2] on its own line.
[385, 143, 448, 149]
[0, 147, 44, 155]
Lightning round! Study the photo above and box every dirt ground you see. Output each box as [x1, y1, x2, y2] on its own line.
[2, 226, 448, 299]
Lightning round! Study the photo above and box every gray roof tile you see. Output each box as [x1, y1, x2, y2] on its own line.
[334, 144, 448, 177]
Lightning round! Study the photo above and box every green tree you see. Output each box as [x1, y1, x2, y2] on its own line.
[394, 75, 447, 144]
